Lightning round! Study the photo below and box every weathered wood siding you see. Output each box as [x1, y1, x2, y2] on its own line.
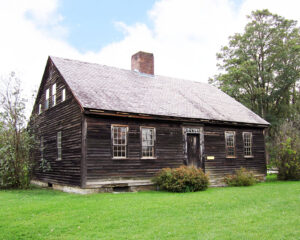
[84, 115, 184, 182]
[84, 115, 266, 185]
[204, 125, 266, 184]
[30, 61, 82, 186]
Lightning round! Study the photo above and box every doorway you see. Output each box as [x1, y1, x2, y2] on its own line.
[187, 134, 200, 167]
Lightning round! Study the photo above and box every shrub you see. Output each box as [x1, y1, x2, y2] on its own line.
[0, 73, 34, 189]
[276, 138, 300, 180]
[268, 120, 300, 180]
[224, 168, 256, 186]
[153, 165, 209, 192]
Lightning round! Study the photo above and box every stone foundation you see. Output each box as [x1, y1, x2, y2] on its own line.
[30, 179, 155, 194]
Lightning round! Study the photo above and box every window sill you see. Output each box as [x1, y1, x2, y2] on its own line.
[244, 156, 254, 158]
[226, 156, 236, 159]
[141, 157, 157, 160]
[113, 157, 127, 159]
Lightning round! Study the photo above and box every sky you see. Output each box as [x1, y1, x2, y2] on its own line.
[0, 0, 300, 112]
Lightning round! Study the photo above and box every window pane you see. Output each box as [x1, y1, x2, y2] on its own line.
[52, 84, 56, 107]
[39, 104, 42, 114]
[57, 131, 62, 160]
[52, 84, 56, 94]
[62, 89, 66, 101]
[112, 126, 127, 158]
[243, 132, 252, 156]
[225, 131, 235, 157]
[141, 128, 155, 157]
[45, 99, 49, 110]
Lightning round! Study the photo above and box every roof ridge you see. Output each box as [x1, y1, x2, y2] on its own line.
[49, 55, 210, 86]
[49, 55, 269, 125]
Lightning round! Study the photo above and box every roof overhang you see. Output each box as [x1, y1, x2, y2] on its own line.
[84, 108, 270, 128]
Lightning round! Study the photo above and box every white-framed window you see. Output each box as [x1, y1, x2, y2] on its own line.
[52, 83, 56, 107]
[57, 131, 62, 160]
[38, 104, 42, 114]
[112, 125, 128, 158]
[62, 88, 66, 102]
[40, 136, 44, 161]
[141, 127, 155, 158]
[45, 88, 50, 110]
[243, 132, 253, 157]
[225, 131, 236, 157]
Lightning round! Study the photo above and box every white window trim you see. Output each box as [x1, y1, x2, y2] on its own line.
[225, 131, 236, 158]
[111, 125, 128, 159]
[57, 131, 62, 160]
[243, 132, 253, 158]
[38, 104, 42, 114]
[40, 136, 44, 161]
[141, 127, 156, 159]
[45, 88, 50, 110]
[62, 88, 66, 102]
[52, 83, 56, 107]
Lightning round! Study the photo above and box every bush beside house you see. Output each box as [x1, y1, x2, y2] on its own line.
[153, 166, 209, 192]
[224, 168, 257, 186]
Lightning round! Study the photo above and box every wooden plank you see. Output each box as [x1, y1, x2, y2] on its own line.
[29, 62, 82, 187]
[80, 115, 87, 188]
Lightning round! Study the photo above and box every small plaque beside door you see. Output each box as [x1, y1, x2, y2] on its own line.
[207, 156, 215, 160]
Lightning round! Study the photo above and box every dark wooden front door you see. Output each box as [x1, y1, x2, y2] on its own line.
[187, 134, 200, 167]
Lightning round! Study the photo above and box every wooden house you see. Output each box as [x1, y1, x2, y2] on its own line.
[30, 51, 269, 193]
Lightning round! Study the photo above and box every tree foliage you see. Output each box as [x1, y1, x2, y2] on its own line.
[0, 73, 34, 188]
[269, 118, 300, 180]
[210, 9, 300, 128]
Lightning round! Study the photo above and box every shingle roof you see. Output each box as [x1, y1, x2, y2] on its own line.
[50, 56, 269, 125]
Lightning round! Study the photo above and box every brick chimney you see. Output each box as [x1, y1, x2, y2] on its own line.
[131, 51, 154, 75]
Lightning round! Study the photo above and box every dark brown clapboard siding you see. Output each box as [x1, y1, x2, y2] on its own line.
[85, 115, 185, 180]
[85, 115, 266, 183]
[84, 114, 266, 183]
[204, 125, 266, 183]
[29, 61, 82, 186]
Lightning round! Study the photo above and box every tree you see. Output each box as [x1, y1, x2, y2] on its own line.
[210, 9, 300, 128]
[0, 72, 34, 188]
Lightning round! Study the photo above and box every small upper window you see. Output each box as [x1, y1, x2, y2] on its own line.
[38, 104, 42, 114]
[225, 131, 236, 157]
[243, 132, 253, 157]
[62, 88, 66, 102]
[45, 88, 50, 110]
[141, 127, 155, 158]
[57, 131, 62, 160]
[112, 126, 128, 158]
[52, 83, 56, 107]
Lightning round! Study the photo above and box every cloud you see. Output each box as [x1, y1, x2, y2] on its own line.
[0, 0, 80, 104]
[0, 0, 299, 115]
[93, 0, 300, 83]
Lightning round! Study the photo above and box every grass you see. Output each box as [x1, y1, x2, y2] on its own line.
[0, 179, 299, 240]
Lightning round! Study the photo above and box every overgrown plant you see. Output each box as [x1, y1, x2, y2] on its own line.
[224, 168, 257, 186]
[275, 121, 300, 180]
[276, 138, 300, 180]
[267, 119, 300, 180]
[0, 72, 34, 188]
[153, 166, 209, 193]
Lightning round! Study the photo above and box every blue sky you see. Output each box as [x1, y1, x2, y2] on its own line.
[57, 0, 156, 52]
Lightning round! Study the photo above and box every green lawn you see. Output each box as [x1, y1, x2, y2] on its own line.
[0, 179, 299, 240]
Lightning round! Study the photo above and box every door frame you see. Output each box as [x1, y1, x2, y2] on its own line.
[182, 126, 205, 170]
